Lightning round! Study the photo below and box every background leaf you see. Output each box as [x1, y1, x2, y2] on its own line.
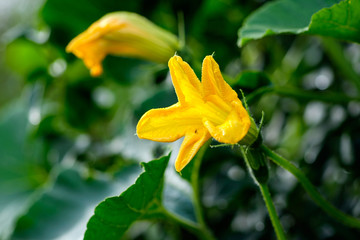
[12, 165, 141, 240]
[5, 39, 48, 78]
[238, 0, 339, 46]
[84, 155, 170, 240]
[0, 93, 47, 239]
[308, 0, 360, 43]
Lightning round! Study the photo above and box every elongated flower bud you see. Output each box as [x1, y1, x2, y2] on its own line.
[66, 12, 179, 76]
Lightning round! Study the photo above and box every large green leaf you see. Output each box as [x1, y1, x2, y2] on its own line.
[0, 94, 47, 240]
[237, 0, 340, 46]
[308, 0, 360, 43]
[12, 165, 142, 240]
[84, 155, 170, 240]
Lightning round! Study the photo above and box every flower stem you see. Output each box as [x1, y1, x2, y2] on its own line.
[261, 144, 360, 228]
[259, 183, 287, 240]
[162, 207, 201, 232]
[163, 143, 216, 240]
[191, 143, 217, 240]
[162, 207, 216, 240]
[240, 147, 286, 240]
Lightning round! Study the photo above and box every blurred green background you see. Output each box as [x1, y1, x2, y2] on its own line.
[1, 0, 360, 239]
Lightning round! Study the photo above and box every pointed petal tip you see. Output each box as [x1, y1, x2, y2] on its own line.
[66, 37, 80, 53]
[90, 65, 103, 77]
[202, 55, 219, 72]
[203, 55, 211, 63]
[204, 54, 215, 62]
[65, 44, 72, 53]
[174, 129, 211, 172]
[175, 161, 184, 172]
[168, 55, 182, 65]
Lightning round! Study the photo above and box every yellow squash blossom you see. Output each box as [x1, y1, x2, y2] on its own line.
[137, 55, 252, 172]
[66, 12, 179, 76]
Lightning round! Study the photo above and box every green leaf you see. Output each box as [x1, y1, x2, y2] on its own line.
[0, 93, 47, 239]
[12, 165, 142, 240]
[308, 0, 360, 43]
[5, 38, 48, 77]
[84, 155, 170, 240]
[238, 0, 339, 46]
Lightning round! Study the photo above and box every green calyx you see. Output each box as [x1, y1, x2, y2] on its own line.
[239, 116, 262, 147]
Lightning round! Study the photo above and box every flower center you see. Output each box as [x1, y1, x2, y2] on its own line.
[198, 95, 232, 126]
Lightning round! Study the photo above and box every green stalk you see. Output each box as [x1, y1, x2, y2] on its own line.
[246, 86, 360, 105]
[261, 144, 360, 228]
[160, 144, 216, 240]
[259, 183, 287, 240]
[162, 207, 201, 232]
[240, 147, 286, 240]
[245, 87, 273, 104]
[191, 143, 217, 240]
[162, 207, 214, 240]
[321, 37, 360, 93]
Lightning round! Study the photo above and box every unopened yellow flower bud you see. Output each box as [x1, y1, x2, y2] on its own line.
[66, 12, 179, 76]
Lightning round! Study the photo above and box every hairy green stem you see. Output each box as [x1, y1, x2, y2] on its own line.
[240, 147, 286, 240]
[261, 144, 360, 228]
[321, 37, 360, 93]
[246, 86, 360, 105]
[162, 207, 200, 232]
[162, 207, 214, 240]
[259, 183, 287, 240]
[191, 143, 217, 240]
[161, 143, 215, 240]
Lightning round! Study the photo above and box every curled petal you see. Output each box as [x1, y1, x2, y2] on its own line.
[202, 55, 238, 102]
[203, 100, 250, 144]
[137, 103, 203, 142]
[175, 128, 211, 172]
[67, 41, 107, 76]
[168, 56, 203, 105]
[66, 17, 125, 76]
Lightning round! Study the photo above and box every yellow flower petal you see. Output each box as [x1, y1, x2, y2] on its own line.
[66, 17, 123, 76]
[175, 128, 211, 172]
[203, 100, 250, 144]
[168, 56, 203, 105]
[202, 55, 238, 102]
[137, 55, 254, 172]
[137, 103, 203, 142]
